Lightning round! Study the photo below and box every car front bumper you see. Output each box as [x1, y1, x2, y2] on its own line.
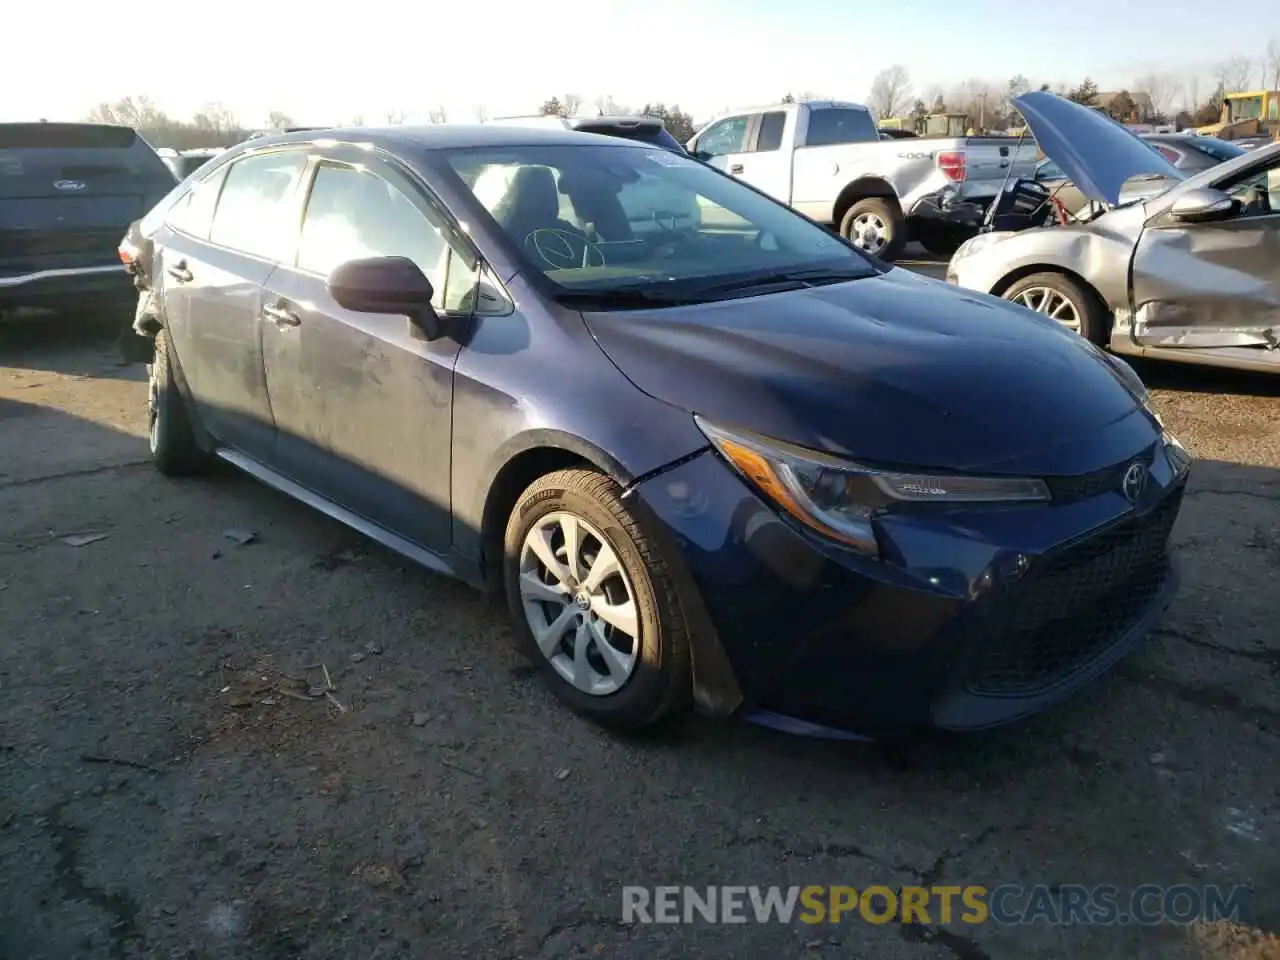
[0, 263, 134, 317]
[630, 434, 1187, 737]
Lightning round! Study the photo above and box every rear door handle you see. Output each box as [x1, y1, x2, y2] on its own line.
[729, 163, 744, 174]
[166, 261, 193, 283]
[262, 303, 301, 328]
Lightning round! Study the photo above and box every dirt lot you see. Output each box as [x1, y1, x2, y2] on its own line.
[2, 283, 1279, 960]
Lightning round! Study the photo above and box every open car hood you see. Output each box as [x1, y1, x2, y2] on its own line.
[1015, 91, 1184, 205]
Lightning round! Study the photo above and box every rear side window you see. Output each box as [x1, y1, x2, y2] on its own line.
[208, 151, 307, 261]
[753, 112, 786, 152]
[804, 108, 878, 147]
[166, 165, 229, 240]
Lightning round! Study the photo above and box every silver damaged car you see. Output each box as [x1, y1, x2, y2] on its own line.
[947, 91, 1280, 375]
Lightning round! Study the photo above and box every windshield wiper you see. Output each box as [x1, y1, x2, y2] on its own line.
[551, 287, 701, 309]
[692, 267, 870, 296]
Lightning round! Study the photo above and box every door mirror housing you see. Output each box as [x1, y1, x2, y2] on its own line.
[1169, 187, 1237, 224]
[327, 256, 441, 340]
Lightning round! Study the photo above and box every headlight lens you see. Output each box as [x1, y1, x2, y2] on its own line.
[696, 419, 1050, 557]
[952, 231, 1006, 260]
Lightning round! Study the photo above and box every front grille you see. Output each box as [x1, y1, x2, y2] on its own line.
[962, 485, 1183, 695]
[1045, 448, 1156, 502]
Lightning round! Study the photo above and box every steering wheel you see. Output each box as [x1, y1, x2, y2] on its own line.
[525, 229, 606, 270]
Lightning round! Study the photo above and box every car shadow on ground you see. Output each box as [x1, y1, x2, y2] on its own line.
[1134, 357, 1280, 399]
[2, 393, 1279, 959]
[0, 318, 142, 383]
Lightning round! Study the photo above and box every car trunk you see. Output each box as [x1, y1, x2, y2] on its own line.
[0, 124, 175, 277]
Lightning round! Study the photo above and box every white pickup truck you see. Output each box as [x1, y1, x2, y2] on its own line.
[687, 100, 1039, 260]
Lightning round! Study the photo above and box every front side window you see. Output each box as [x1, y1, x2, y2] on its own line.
[166, 165, 228, 239]
[804, 108, 878, 147]
[208, 151, 307, 261]
[296, 163, 478, 312]
[696, 116, 749, 157]
[445, 143, 870, 298]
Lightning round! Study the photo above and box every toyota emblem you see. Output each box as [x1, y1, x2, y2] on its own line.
[1121, 461, 1148, 503]
[53, 179, 86, 191]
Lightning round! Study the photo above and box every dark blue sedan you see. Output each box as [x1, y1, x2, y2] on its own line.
[125, 124, 1191, 737]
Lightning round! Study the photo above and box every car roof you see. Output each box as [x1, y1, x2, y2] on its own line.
[244, 124, 650, 152]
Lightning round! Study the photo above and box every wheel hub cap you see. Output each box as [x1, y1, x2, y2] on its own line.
[518, 511, 640, 696]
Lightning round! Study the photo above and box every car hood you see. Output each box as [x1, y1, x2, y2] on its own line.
[582, 269, 1152, 475]
[1015, 91, 1184, 205]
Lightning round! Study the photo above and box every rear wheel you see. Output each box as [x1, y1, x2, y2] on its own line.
[1002, 272, 1109, 345]
[840, 197, 906, 262]
[148, 330, 210, 476]
[502, 468, 692, 730]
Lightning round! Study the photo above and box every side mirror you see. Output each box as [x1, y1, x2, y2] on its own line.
[327, 256, 441, 340]
[1169, 187, 1237, 224]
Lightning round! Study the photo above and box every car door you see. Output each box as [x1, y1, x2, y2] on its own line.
[734, 110, 793, 201]
[257, 149, 482, 551]
[1131, 150, 1280, 348]
[165, 149, 309, 461]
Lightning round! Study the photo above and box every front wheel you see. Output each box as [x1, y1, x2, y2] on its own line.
[840, 198, 906, 262]
[503, 468, 692, 730]
[1002, 272, 1109, 345]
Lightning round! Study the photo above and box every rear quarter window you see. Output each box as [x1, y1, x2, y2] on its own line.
[803, 108, 878, 147]
[165, 165, 229, 240]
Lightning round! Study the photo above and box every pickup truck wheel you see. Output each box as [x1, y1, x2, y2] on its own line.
[1002, 272, 1108, 346]
[840, 198, 905, 261]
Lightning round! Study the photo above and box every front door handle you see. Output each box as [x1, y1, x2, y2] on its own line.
[262, 303, 301, 328]
[729, 163, 744, 174]
[167, 261, 193, 283]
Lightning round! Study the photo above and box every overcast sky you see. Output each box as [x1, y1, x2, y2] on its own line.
[3, 0, 1276, 126]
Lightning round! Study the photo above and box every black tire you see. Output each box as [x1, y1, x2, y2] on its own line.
[916, 226, 969, 257]
[502, 468, 692, 730]
[840, 197, 906, 262]
[1002, 272, 1109, 346]
[148, 330, 210, 476]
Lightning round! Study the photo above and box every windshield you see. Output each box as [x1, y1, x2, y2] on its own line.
[443, 143, 871, 297]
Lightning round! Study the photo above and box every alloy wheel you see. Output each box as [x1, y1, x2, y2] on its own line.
[1011, 286, 1081, 333]
[518, 511, 639, 696]
[147, 364, 160, 454]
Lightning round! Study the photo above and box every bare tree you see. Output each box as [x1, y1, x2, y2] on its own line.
[561, 93, 583, 117]
[266, 110, 294, 130]
[1266, 37, 1280, 92]
[867, 65, 912, 120]
[594, 95, 627, 116]
[383, 109, 408, 125]
[473, 103, 489, 123]
[427, 104, 448, 124]
[192, 102, 237, 135]
[1215, 56, 1253, 94]
[1135, 73, 1177, 121]
[1183, 76, 1201, 114]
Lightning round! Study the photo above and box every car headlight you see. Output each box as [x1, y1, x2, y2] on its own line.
[952, 231, 1007, 260]
[696, 418, 1050, 558]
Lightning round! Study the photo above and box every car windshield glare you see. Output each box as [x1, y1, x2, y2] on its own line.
[443, 143, 872, 296]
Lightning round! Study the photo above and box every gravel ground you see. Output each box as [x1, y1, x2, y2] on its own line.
[2, 287, 1279, 960]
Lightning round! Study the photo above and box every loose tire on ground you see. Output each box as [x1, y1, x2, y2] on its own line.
[839, 197, 906, 262]
[1002, 271, 1109, 346]
[502, 468, 692, 730]
[148, 330, 210, 476]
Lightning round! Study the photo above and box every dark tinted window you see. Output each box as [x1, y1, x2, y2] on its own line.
[804, 108, 878, 146]
[574, 123, 685, 154]
[296, 163, 478, 311]
[166, 165, 228, 239]
[0, 123, 137, 150]
[754, 112, 786, 152]
[208, 151, 306, 261]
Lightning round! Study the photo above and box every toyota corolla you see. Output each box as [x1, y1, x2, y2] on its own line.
[124, 124, 1191, 737]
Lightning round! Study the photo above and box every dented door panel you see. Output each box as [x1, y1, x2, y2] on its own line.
[1131, 212, 1280, 348]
